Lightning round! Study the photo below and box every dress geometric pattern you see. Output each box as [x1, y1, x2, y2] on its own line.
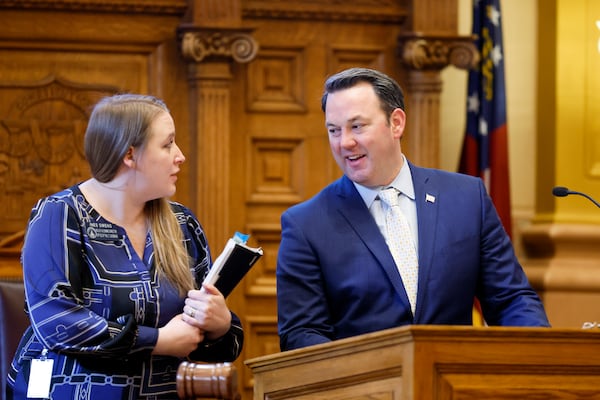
[7, 185, 243, 399]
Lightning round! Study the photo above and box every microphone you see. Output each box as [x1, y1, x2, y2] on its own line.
[552, 186, 600, 209]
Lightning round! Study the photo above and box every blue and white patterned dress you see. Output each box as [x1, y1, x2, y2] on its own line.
[6, 185, 243, 399]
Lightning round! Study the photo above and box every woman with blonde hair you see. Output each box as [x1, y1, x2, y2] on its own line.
[7, 94, 243, 399]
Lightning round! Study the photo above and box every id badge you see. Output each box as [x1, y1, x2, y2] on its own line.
[27, 349, 54, 398]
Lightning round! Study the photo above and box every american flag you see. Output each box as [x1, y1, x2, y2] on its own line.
[459, 0, 512, 238]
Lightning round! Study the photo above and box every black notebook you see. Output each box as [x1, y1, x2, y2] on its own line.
[203, 235, 263, 297]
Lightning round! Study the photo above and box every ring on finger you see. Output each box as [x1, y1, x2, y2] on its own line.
[188, 307, 196, 318]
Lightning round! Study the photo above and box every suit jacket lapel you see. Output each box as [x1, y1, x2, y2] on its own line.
[335, 176, 410, 301]
[409, 164, 439, 320]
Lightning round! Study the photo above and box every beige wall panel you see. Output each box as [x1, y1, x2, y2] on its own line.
[584, 1, 600, 177]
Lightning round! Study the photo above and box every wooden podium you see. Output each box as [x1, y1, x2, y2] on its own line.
[245, 325, 600, 399]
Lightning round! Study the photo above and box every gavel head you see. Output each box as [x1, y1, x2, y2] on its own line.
[176, 361, 239, 400]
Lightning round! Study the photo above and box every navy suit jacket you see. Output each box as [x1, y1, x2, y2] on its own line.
[276, 163, 550, 351]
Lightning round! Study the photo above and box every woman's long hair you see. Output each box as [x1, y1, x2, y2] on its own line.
[84, 94, 194, 295]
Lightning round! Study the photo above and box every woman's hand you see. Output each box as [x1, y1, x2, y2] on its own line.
[182, 284, 232, 340]
[153, 314, 204, 357]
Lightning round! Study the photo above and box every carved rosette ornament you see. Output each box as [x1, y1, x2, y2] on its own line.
[179, 29, 259, 64]
[399, 35, 479, 71]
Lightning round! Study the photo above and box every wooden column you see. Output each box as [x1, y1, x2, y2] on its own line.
[398, 35, 477, 168]
[177, 16, 258, 250]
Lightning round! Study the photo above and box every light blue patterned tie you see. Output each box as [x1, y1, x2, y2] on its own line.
[379, 187, 419, 314]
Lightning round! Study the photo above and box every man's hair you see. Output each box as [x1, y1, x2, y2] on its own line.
[321, 67, 405, 119]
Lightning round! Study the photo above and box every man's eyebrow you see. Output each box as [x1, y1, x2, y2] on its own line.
[326, 116, 363, 126]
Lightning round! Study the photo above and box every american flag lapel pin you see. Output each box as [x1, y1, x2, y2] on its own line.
[426, 193, 436, 203]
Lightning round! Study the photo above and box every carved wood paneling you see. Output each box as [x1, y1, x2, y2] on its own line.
[193, 77, 233, 251]
[0, 44, 169, 242]
[0, 0, 187, 15]
[0, 4, 192, 283]
[179, 29, 259, 64]
[328, 46, 387, 78]
[398, 34, 478, 167]
[248, 326, 600, 400]
[243, 224, 280, 296]
[242, 316, 279, 391]
[274, 377, 402, 400]
[243, 0, 408, 23]
[248, 137, 304, 204]
[246, 47, 307, 113]
[407, 0, 458, 33]
[0, 75, 117, 237]
[399, 35, 478, 71]
[436, 367, 600, 399]
[185, 0, 241, 22]
[402, 70, 443, 168]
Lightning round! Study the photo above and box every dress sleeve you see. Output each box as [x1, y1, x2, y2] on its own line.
[22, 197, 153, 359]
[175, 203, 244, 361]
[188, 313, 244, 362]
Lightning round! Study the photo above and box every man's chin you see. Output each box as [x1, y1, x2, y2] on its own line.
[346, 172, 373, 187]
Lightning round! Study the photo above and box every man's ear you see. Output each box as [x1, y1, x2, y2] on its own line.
[390, 108, 406, 139]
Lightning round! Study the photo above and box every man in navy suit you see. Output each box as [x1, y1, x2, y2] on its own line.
[276, 67, 550, 351]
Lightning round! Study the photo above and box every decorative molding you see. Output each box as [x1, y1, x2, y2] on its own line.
[191, 80, 232, 252]
[247, 47, 306, 113]
[399, 34, 479, 71]
[179, 28, 259, 64]
[242, 315, 279, 389]
[243, 223, 281, 297]
[0, 75, 116, 236]
[248, 137, 304, 204]
[328, 46, 386, 76]
[0, 0, 187, 15]
[243, 0, 407, 23]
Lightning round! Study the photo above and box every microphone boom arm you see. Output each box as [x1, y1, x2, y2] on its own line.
[552, 186, 600, 209]
[568, 190, 600, 209]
